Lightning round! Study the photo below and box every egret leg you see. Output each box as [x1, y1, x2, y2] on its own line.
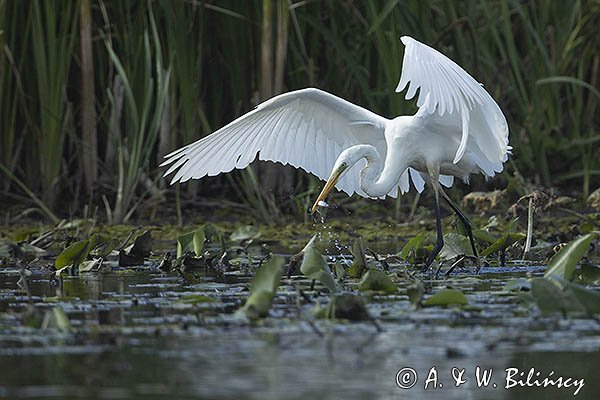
[439, 188, 478, 257]
[423, 182, 444, 272]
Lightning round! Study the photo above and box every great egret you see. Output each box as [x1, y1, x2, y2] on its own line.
[162, 36, 510, 269]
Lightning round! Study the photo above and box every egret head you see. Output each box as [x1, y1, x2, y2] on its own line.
[310, 146, 367, 214]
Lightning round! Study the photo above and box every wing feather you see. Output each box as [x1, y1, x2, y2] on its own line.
[162, 88, 394, 197]
[397, 36, 509, 169]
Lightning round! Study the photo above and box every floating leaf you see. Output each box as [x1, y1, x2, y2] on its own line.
[530, 278, 584, 315]
[563, 281, 600, 315]
[55, 239, 90, 269]
[230, 225, 261, 242]
[239, 256, 284, 319]
[348, 237, 367, 278]
[327, 293, 371, 321]
[300, 236, 337, 293]
[177, 227, 209, 258]
[333, 261, 346, 282]
[472, 229, 497, 244]
[357, 269, 396, 293]
[399, 234, 426, 261]
[439, 233, 474, 259]
[480, 233, 526, 257]
[544, 233, 596, 281]
[423, 289, 468, 307]
[176, 231, 196, 258]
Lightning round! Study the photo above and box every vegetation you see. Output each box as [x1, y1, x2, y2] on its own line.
[0, 0, 598, 224]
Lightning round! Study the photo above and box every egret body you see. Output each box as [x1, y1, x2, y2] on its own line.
[162, 36, 510, 269]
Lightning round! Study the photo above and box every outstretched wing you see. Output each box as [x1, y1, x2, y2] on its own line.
[162, 88, 402, 197]
[397, 36, 510, 171]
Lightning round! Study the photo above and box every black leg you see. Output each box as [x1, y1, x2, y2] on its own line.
[441, 191, 478, 257]
[422, 189, 444, 272]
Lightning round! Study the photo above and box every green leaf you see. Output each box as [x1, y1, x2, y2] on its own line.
[544, 233, 596, 281]
[300, 236, 337, 293]
[177, 227, 208, 258]
[176, 231, 195, 258]
[473, 229, 497, 244]
[193, 228, 206, 256]
[230, 225, 261, 241]
[358, 269, 396, 293]
[439, 233, 474, 259]
[423, 289, 468, 307]
[348, 237, 367, 278]
[563, 281, 600, 315]
[480, 233, 526, 257]
[530, 278, 585, 315]
[55, 239, 90, 269]
[239, 256, 284, 319]
[399, 234, 426, 261]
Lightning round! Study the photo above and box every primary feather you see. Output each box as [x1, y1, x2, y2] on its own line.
[397, 36, 509, 167]
[162, 88, 398, 197]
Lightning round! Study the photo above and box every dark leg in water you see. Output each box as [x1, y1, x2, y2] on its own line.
[440, 189, 478, 257]
[423, 186, 444, 271]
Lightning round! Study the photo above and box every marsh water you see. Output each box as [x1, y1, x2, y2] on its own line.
[1, 245, 598, 400]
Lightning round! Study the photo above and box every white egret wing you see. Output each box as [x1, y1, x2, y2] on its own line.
[397, 36, 509, 169]
[162, 88, 394, 197]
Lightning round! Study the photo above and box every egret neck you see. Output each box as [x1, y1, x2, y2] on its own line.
[311, 143, 407, 213]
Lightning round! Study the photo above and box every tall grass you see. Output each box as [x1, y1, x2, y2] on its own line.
[30, 0, 79, 207]
[103, 3, 171, 223]
[0, 0, 597, 223]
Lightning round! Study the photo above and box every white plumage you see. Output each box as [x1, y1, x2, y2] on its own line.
[162, 36, 509, 202]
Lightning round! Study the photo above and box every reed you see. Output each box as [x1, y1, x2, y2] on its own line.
[0, 0, 597, 221]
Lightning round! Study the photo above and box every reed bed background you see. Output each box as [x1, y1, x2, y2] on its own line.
[0, 0, 598, 224]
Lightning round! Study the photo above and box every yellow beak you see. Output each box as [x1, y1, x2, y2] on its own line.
[311, 167, 345, 214]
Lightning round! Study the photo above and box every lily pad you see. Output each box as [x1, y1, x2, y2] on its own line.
[439, 233, 474, 259]
[480, 233, 526, 257]
[55, 239, 90, 269]
[238, 256, 284, 319]
[177, 228, 206, 258]
[544, 233, 596, 281]
[422, 289, 468, 307]
[357, 269, 396, 293]
[300, 236, 337, 293]
[399, 234, 426, 261]
[348, 238, 367, 278]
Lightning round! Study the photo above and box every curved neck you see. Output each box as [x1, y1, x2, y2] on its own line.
[351, 145, 404, 198]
